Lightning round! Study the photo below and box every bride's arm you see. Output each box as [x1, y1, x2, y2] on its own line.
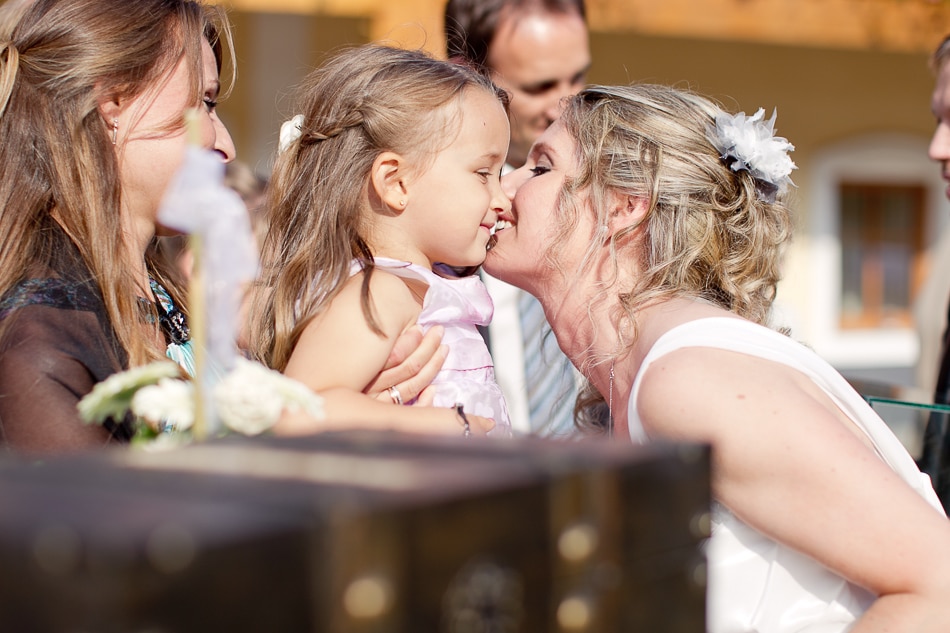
[637, 346, 950, 632]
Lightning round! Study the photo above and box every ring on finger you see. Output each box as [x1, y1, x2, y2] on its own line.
[388, 385, 403, 405]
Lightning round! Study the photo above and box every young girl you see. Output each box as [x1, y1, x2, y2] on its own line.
[248, 45, 511, 437]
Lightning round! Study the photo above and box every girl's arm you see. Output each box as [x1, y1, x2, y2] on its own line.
[636, 347, 950, 632]
[279, 272, 492, 436]
[278, 388, 491, 436]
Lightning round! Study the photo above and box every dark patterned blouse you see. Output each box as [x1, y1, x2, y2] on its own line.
[0, 226, 189, 453]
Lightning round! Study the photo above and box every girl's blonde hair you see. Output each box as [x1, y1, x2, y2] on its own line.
[249, 45, 505, 371]
[554, 84, 793, 432]
[0, 0, 233, 367]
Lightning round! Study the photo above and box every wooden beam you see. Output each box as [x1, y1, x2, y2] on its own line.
[211, 0, 447, 54]
[215, 0, 377, 13]
[213, 0, 950, 54]
[585, 0, 950, 54]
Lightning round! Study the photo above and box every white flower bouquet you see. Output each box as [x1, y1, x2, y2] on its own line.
[78, 358, 324, 444]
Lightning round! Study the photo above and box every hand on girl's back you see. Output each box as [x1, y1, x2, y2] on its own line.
[365, 325, 494, 435]
[364, 325, 447, 404]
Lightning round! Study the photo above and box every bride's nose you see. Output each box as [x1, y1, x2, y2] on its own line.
[501, 166, 527, 199]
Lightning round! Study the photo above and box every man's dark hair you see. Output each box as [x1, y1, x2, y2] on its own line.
[444, 0, 586, 68]
[934, 34, 950, 73]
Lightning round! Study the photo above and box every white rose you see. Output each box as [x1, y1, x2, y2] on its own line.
[78, 361, 181, 424]
[213, 359, 324, 436]
[213, 360, 283, 435]
[131, 378, 195, 431]
[274, 375, 325, 421]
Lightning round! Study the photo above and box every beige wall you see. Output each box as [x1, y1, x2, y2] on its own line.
[221, 17, 941, 178]
[221, 13, 370, 172]
[213, 0, 950, 56]
[590, 32, 938, 152]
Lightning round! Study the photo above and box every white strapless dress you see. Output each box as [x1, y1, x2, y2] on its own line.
[627, 318, 944, 633]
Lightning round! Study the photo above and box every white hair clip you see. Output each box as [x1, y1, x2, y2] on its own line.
[710, 108, 796, 203]
[278, 114, 304, 153]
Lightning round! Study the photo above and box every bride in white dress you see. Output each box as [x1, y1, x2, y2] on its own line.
[483, 83, 950, 632]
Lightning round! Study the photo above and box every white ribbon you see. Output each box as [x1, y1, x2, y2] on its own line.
[157, 146, 259, 377]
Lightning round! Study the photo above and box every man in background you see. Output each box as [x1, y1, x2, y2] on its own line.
[444, 0, 590, 437]
[921, 34, 950, 509]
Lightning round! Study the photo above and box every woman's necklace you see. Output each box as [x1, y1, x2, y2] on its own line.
[607, 361, 615, 438]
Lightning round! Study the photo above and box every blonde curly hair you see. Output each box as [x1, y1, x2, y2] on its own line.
[554, 84, 794, 433]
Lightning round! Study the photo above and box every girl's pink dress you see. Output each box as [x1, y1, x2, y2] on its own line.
[356, 258, 511, 436]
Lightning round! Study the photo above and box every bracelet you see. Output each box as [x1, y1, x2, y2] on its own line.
[454, 403, 472, 438]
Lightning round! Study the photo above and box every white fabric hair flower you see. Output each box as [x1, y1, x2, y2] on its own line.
[710, 108, 796, 202]
[278, 114, 304, 153]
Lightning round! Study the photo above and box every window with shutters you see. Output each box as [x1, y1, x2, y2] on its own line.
[839, 182, 926, 329]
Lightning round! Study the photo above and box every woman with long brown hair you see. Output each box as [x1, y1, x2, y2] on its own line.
[0, 0, 234, 452]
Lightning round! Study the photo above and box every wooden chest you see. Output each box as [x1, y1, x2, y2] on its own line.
[0, 432, 710, 632]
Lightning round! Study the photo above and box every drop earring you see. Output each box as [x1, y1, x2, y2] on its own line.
[111, 118, 118, 145]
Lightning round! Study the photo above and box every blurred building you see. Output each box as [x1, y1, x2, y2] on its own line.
[213, 0, 950, 392]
